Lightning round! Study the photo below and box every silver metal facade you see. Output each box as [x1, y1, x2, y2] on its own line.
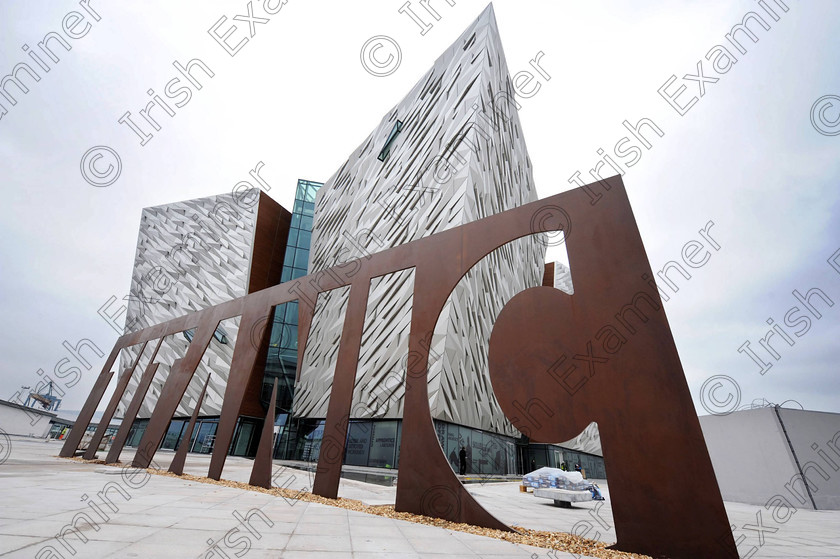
[116, 193, 264, 419]
[560, 422, 603, 457]
[295, 6, 545, 436]
[550, 261, 575, 295]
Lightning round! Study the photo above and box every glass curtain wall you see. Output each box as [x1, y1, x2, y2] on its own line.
[274, 417, 516, 475]
[522, 443, 607, 478]
[125, 416, 261, 457]
[434, 420, 516, 475]
[263, 179, 322, 430]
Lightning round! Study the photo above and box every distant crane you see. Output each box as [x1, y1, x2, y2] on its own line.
[23, 381, 62, 412]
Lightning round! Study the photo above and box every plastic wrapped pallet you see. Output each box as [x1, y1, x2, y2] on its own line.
[523, 467, 589, 491]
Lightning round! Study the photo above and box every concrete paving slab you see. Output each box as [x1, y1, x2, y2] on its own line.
[3, 437, 840, 558]
[0, 536, 49, 556]
[5, 538, 131, 558]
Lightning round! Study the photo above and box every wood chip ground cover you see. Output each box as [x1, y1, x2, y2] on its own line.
[64, 456, 651, 559]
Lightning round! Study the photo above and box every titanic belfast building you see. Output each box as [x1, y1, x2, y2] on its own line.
[111, 6, 605, 477]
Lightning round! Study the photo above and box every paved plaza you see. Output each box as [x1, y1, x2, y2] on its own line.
[1, 437, 839, 558]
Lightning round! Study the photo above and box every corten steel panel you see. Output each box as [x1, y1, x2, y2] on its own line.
[83, 341, 148, 460]
[58, 368, 115, 457]
[68, 178, 735, 557]
[542, 262, 555, 287]
[62, 315, 221, 461]
[248, 191, 292, 294]
[487, 180, 736, 557]
[105, 338, 164, 464]
[208, 295, 273, 481]
[312, 284, 371, 498]
[130, 357, 184, 468]
[237, 309, 275, 419]
[169, 374, 210, 476]
[106, 362, 161, 463]
[249, 378, 278, 488]
[132, 315, 221, 469]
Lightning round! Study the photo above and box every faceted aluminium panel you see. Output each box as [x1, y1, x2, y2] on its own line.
[117, 193, 258, 418]
[352, 268, 416, 419]
[293, 286, 352, 417]
[299, 5, 545, 435]
[550, 260, 575, 295]
[560, 422, 602, 457]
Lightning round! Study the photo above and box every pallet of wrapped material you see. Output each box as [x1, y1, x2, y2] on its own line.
[533, 487, 593, 508]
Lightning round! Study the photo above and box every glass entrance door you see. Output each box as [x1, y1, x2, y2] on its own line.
[190, 420, 218, 454]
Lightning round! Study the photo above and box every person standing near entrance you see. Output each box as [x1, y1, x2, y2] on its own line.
[459, 446, 467, 475]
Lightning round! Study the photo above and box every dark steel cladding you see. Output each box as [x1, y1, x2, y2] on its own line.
[105, 339, 163, 464]
[82, 341, 148, 460]
[249, 378, 278, 488]
[169, 374, 210, 476]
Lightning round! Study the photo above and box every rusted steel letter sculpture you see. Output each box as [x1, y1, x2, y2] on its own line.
[488, 178, 736, 558]
[168, 374, 210, 476]
[58, 176, 736, 558]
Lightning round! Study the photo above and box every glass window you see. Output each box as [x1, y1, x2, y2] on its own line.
[161, 420, 185, 450]
[345, 422, 372, 467]
[471, 431, 488, 474]
[231, 419, 259, 456]
[486, 434, 509, 475]
[297, 229, 311, 248]
[279, 323, 295, 350]
[534, 445, 548, 468]
[298, 180, 320, 203]
[461, 426, 475, 474]
[368, 421, 398, 468]
[395, 421, 402, 468]
[285, 302, 298, 324]
[378, 120, 403, 161]
[300, 214, 313, 231]
[126, 420, 148, 448]
[301, 420, 324, 462]
[444, 422, 460, 472]
[283, 249, 296, 268]
[285, 331, 298, 351]
[294, 249, 309, 269]
[270, 305, 287, 345]
[190, 421, 218, 454]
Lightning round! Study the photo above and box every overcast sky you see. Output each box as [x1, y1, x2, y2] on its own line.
[1, 0, 838, 419]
